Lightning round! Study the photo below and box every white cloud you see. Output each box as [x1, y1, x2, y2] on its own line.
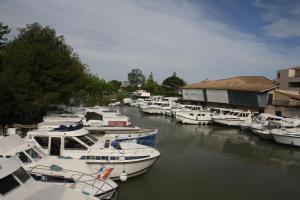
[0, 0, 299, 83]
[255, 0, 300, 39]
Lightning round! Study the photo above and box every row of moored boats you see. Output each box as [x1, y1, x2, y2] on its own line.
[130, 96, 300, 147]
[0, 106, 160, 200]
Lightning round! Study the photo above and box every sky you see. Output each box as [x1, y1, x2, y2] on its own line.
[0, 0, 300, 83]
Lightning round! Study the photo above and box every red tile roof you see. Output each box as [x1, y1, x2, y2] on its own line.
[182, 76, 277, 92]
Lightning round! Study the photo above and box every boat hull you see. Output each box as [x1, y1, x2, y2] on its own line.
[87, 156, 160, 180]
[176, 115, 211, 125]
[272, 134, 300, 146]
[213, 118, 245, 127]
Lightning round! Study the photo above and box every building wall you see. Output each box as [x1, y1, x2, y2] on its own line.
[265, 105, 300, 118]
[228, 91, 258, 107]
[206, 89, 229, 103]
[278, 69, 289, 90]
[278, 68, 300, 91]
[182, 88, 269, 109]
[182, 89, 204, 101]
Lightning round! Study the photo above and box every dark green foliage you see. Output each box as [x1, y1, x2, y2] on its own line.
[107, 80, 122, 93]
[162, 72, 186, 96]
[0, 23, 87, 124]
[0, 22, 10, 47]
[144, 72, 160, 95]
[128, 68, 145, 91]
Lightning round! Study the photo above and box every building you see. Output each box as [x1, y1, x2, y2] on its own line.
[277, 66, 300, 91]
[181, 76, 277, 112]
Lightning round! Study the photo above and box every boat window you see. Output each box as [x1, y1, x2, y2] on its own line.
[64, 137, 87, 150]
[0, 174, 20, 196]
[85, 112, 103, 121]
[104, 140, 110, 148]
[85, 133, 98, 142]
[110, 156, 119, 160]
[189, 113, 193, 116]
[34, 136, 49, 149]
[16, 151, 32, 164]
[80, 156, 87, 160]
[13, 167, 31, 184]
[76, 135, 95, 146]
[25, 148, 41, 161]
[87, 156, 95, 160]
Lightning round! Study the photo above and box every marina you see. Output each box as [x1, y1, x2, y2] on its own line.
[1, 2, 300, 199]
[117, 106, 300, 200]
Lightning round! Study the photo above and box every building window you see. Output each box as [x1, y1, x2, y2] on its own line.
[277, 72, 280, 79]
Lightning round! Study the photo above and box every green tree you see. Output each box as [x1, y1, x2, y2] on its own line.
[0, 23, 87, 124]
[162, 72, 186, 96]
[127, 68, 145, 91]
[108, 80, 122, 93]
[144, 72, 159, 95]
[0, 22, 10, 47]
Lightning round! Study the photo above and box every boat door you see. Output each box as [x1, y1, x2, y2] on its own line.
[50, 137, 61, 156]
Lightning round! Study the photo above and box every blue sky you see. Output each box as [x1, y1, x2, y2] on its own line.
[0, 0, 299, 83]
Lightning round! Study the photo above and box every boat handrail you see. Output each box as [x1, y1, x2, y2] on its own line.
[28, 165, 116, 192]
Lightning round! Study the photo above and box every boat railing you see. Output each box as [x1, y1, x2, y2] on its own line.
[28, 164, 116, 194]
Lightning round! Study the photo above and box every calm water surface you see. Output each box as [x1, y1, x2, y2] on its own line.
[118, 106, 300, 200]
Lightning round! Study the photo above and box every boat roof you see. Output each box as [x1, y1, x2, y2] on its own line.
[0, 157, 22, 179]
[0, 135, 26, 154]
[28, 127, 89, 137]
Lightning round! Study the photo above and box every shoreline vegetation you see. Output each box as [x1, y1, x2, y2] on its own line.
[0, 22, 186, 125]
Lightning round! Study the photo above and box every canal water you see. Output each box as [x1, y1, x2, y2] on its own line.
[118, 106, 300, 200]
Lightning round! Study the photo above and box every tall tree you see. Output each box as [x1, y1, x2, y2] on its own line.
[0, 23, 87, 124]
[0, 22, 10, 47]
[162, 72, 186, 95]
[127, 68, 145, 91]
[144, 72, 159, 94]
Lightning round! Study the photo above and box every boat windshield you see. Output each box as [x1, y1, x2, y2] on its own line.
[25, 148, 42, 161]
[85, 133, 98, 142]
[13, 167, 31, 184]
[0, 174, 20, 195]
[76, 135, 96, 146]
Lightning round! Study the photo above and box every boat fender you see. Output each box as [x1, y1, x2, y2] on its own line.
[119, 171, 128, 182]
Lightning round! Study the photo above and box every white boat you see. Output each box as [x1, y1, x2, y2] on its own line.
[141, 102, 174, 115]
[256, 129, 273, 140]
[108, 101, 120, 107]
[251, 113, 292, 133]
[212, 110, 252, 127]
[87, 127, 158, 147]
[0, 157, 97, 200]
[25, 124, 160, 180]
[209, 107, 232, 118]
[0, 135, 118, 199]
[271, 128, 300, 147]
[176, 111, 212, 125]
[171, 105, 203, 118]
[83, 108, 131, 127]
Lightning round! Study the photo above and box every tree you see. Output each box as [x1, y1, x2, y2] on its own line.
[127, 68, 145, 91]
[0, 22, 10, 47]
[0, 23, 87, 124]
[108, 80, 122, 93]
[162, 72, 186, 95]
[144, 72, 159, 94]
